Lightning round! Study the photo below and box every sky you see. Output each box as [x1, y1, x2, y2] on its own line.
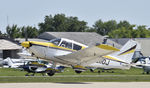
[0, 0, 150, 33]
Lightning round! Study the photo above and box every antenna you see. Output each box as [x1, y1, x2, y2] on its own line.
[7, 16, 9, 26]
[25, 28, 28, 41]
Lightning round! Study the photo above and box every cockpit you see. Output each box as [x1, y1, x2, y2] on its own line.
[50, 38, 88, 51]
[50, 38, 61, 46]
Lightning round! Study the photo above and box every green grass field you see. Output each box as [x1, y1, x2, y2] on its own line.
[0, 67, 150, 82]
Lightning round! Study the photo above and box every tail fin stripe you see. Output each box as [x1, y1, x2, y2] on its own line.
[118, 45, 137, 56]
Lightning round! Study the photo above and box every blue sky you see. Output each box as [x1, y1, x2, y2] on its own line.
[0, 0, 150, 33]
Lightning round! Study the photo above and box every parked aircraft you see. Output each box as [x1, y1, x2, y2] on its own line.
[2, 57, 52, 69]
[3, 57, 25, 68]
[19, 61, 65, 76]
[21, 38, 137, 76]
[133, 56, 150, 74]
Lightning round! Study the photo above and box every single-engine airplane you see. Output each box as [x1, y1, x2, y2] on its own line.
[21, 38, 137, 76]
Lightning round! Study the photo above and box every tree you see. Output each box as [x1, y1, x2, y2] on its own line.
[38, 15, 54, 33]
[6, 25, 21, 39]
[117, 20, 131, 29]
[20, 26, 39, 38]
[108, 27, 132, 38]
[93, 20, 117, 35]
[85, 27, 96, 32]
[134, 25, 150, 38]
[0, 30, 2, 36]
[38, 14, 88, 34]
[67, 16, 87, 32]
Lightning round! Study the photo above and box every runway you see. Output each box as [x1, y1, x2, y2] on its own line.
[0, 82, 150, 88]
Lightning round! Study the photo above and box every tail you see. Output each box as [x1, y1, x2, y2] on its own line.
[103, 39, 139, 64]
[6, 57, 14, 67]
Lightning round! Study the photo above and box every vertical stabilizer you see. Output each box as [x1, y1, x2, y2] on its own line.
[104, 39, 139, 64]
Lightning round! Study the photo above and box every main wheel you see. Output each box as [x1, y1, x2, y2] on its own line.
[75, 70, 82, 74]
[146, 71, 149, 74]
[47, 70, 55, 76]
[90, 69, 94, 72]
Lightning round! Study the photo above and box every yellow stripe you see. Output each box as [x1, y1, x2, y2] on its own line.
[97, 44, 120, 51]
[103, 55, 122, 62]
[73, 65, 87, 70]
[119, 49, 135, 56]
[81, 46, 86, 49]
[30, 41, 76, 52]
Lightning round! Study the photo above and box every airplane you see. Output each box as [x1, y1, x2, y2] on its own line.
[21, 38, 137, 76]
[87, 39, 140, 72]
[3, 57, 25, 68]
[19, 60, 65, 76]
[132, 56, 150, 74]
[2, 57, 52, 69]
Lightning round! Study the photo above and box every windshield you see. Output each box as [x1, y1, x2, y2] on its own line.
[39, 60, 49, 65]
[50, 38, 61, 45]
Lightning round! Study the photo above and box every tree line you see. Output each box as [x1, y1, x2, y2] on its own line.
[0, 13, 150, 39]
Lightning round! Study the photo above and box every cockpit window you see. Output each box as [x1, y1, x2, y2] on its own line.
[39, 60, 49, 65]
[60, 41, 72, 49]
[73, 44, 82, 50]
[50, 39, 61, 46]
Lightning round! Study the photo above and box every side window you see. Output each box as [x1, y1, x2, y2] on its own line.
[66, 42, 72, 49]
[60, 41, 72, 49]
[51, 39, 61, 45]
[73, 44, 82, 50]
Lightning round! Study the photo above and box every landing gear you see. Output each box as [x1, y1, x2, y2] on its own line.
[90, 69, 94, 72]
[98, 70, 101, 74]
[75, 70, 82, 74]
[142, 71, 150, 74]
[143, 67, 150, 74]
[47, 70, 55, 76]
[146, 72, 149, 74]
[47, 72, 55, 76]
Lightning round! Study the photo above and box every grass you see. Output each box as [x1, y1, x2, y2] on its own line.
[1, 76, 150, 83]
[0, 67, 150, 82]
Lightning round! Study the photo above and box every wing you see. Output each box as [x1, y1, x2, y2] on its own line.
[54, 45, 118, 66]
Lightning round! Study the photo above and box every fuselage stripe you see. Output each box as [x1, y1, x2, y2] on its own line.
[31, 44, 75, 52]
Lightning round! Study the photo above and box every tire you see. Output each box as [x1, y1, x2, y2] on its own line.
[47, 70, 55, 76]
[75, 70, 82, 74]
[146, 72, 149, 74]
[90, 69, 94, 72]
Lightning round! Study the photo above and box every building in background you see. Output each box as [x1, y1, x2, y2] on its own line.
[0, 38, 21, 59]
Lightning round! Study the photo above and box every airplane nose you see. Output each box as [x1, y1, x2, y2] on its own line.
[21, 41, 30, 48]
